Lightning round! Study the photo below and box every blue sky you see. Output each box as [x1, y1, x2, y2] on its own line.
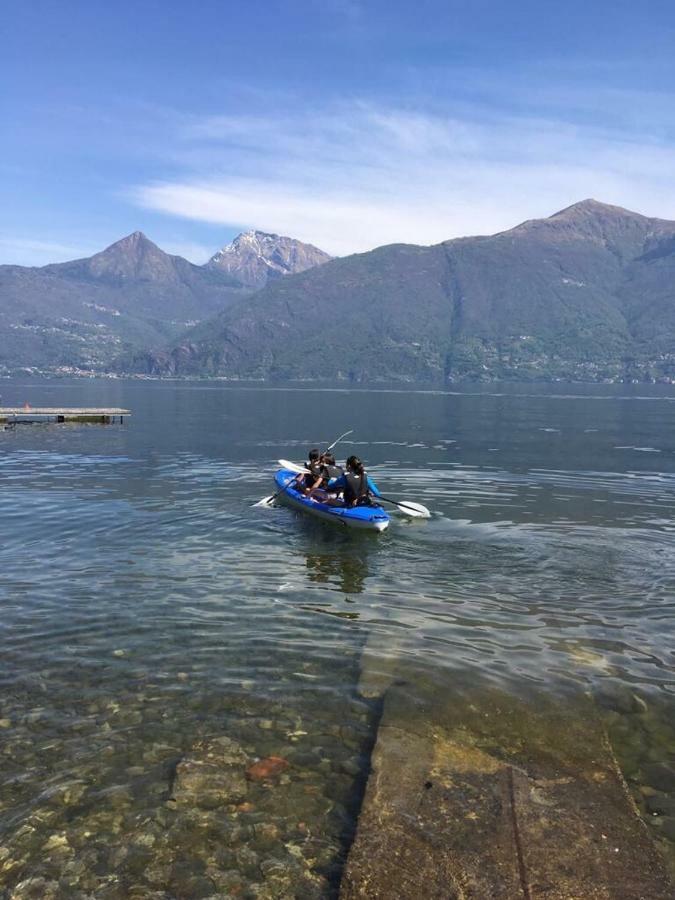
[3, 1, 675, 264]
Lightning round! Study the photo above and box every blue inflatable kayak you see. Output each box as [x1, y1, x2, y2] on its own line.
[274, 469, 390, 532]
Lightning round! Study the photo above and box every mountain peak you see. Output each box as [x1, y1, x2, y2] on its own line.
[240, 229, 278, 241]
[507, 198, 675, 251]
[550, 199, 647, 221]
[107, 230, 156, 251]
[207, 229, 332, 289]
[40, 229, 199, 285]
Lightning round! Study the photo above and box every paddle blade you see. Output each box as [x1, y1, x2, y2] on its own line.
[253, 495, 277, 508]
[396, 503, 430, 518]
[378, 495, 431, 518]
[278, 459, 310, 474]
[396, 500, 431, 518]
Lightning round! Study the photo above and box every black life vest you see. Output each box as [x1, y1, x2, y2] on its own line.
[321, 463, 343, 485]
[303, 461, 322, 489]
[344, 470, 368, 505]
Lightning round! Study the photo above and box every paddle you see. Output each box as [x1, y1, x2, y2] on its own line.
[252, 471, 300, 508]
[278, 459, 310, 473]
[277, 460, 431, 518]
[376, 495, 431, 519]
[325, 429, 353, 452]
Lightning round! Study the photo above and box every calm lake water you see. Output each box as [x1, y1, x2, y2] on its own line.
[1, 378, 675, 897]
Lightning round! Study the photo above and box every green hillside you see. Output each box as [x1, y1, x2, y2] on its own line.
[132, 201, 675, 383]
[0, 232, 245, 373]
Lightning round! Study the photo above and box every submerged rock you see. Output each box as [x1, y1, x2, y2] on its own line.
[171, 736, 248, 809]
[9, 877, 60, 899]
[338, 756, 362, 777]
[660, 817, 675, 842]
[288, 750, 320, 769]
[643, 763, 675, 793]
[594, 682, 646, 715]
[246, 756, 289, 781]
[42, 832, 70, 853]
[647, 793, 675, 817]
[342, 678, 675, 899]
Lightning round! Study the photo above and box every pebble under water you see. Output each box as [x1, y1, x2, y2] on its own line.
[1, 378, 675, 896]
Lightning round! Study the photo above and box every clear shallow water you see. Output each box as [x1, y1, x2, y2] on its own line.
[1, 378, 675, 896]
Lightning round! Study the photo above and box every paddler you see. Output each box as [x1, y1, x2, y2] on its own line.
[328, 455, 381, 507]
[300, 448, 323, 494]
[320, 452, 343, 485]
[309, 452, 344, 500]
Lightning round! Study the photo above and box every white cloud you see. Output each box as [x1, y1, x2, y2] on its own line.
[133, 102, 675, 255]
[136, 179, 467, 257]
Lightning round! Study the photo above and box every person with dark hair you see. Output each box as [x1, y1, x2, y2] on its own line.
[327, 455, 381, 507]
[320, 452, 343, 486]
[300, 448, 323, 494]
[310, 451, 344, 500]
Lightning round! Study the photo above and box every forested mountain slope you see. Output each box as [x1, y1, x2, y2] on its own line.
[133, 201, 675, 383]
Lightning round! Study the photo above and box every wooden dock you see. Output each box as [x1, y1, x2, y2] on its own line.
[0, 407, 130, 424]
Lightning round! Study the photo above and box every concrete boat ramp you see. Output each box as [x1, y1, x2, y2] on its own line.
[341, 651, 674, 899]
[0, 407, 129, 424]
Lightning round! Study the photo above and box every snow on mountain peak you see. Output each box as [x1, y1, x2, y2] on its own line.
[206, 230, 332, 289]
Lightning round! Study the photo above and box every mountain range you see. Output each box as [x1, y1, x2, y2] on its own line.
[132, 200, 675, 384]
[0, 230, 328, 373]
[3, 200, 675, 382]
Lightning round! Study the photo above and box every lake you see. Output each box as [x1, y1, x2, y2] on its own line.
[1, 378, 674, 896]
